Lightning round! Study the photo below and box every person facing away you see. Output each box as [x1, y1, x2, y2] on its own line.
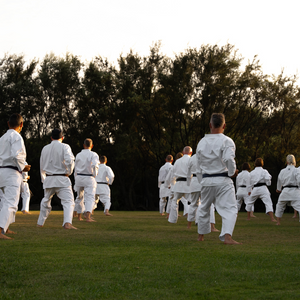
[168, 146, 193, 224]
[236, 162, 255, 218]
[196, 112, 240, 244]
[37, 128, 77, 229]
[0, 113, 31, 240]
[246, 158, 276, 222]
[275, 154, 300, 225]
[95, 156, 115, 216]
[73, 138, 99, 222]
[158, 154, 173, 216]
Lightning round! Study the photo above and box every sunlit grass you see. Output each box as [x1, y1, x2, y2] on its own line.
[1, 211, 300, 300]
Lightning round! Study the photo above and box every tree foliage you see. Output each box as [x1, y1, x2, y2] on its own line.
[1, 44, 300, 210]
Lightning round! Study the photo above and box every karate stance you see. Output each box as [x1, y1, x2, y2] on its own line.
[168, 146, 192, 224]
[158, 155, 173, 215]
[37, 128, 76, 229]
[196, 113, 240, 244]
[236, 162, 255, 218]
[187, 153, 219, 231]
[246, 158, 276, 222]
[95, 156, 115, 216]
[275, 154, 300, 225]
[20, 166, 31, 214]
[73, 138, 99, 222]
[0, 113, 31, 239]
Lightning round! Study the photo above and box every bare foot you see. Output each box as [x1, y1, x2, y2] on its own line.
[276, 222, 280, 225]
[37, 224, 43, 227]
[272, 219, 277, 222]
[86, 218, 96, 222]
[0, 232, 12, 240]
[73, 211, 78, 217]
[161, 213, 165, 216]
[211, 227, 220, 232]
[246, 218, 251, 221]
[105, 212, 113, 216]
[197, 234, 204, 241]
[6, 229, 17, 235]
[22, 210, 31, 215]
[250, 214, 256, 218]
[292, 215, 297, 218]
[224, 234, 242, 245]
[63, 223, 78, 229]
[187, 222, 192, 229]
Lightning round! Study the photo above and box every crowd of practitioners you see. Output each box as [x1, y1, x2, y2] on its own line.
[1, 113, 299, 242]
[0, 113, 114, 240]
[159, 113, 300, 244]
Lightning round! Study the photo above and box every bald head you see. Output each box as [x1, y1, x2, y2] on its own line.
[183, 146, 192, 156]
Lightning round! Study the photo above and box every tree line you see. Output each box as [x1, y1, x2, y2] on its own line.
[1, 42, 300, 211]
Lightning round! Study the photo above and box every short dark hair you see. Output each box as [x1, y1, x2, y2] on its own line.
[84, 138, 93, 148]
[100, 156, 107, 163]
[9, 113, 23, 128]
[166, 155, 173, 162]
[211, 113, 225, 128]
[242, 162, 251, 171]
[175, 152, 183, 160]
[51, 128, 63, 140]
[255, 158, 264, 167]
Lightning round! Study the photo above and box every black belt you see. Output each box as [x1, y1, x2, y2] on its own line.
[0, 166, 21, 174]
[23, 181, 28, 183]
[202, 172, 228, 178]
[161, 181, 165, 184]
[240, 185, 246, 188]
[77, 173, 93, 176]
[253, 182, 266, 188]
[46, 174, 69, 177]
[282, 185, 298, 190]
[97, 182, 108, 185]
[193, 174, 197, 177]
[176, 178, 187, 182]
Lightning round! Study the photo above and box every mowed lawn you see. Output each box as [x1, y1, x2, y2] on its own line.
[1, 210, 300, 300]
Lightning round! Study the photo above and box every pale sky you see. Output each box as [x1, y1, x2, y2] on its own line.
[1, 0, 300, 82]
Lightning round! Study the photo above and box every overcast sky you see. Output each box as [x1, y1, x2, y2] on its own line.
[1, 0, 300, 82]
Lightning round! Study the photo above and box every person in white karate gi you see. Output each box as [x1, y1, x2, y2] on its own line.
[73, 138, 99, 222]
[246, 158, 276, 222]
[164, 152, 185, 218]
[20, 165, 31, 214]
[187, 153, 219, 231]
[275, 154, 300, 225]
[236, 162, 255, 218]
[37, 128, 76, 229]
[158, 155, 173, 215]
[168, 146, 193, 224]
[0, 113, 31, 239]
[196, 113, 240, 244]
[95, 156, 115, 216]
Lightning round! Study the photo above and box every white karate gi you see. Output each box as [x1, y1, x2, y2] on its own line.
[74, 149, 99, 214]
[20, 171, 31, 212]
[0, 129, 27, 232]
[95, 164, 114, 213]
[158, 162, 173, 214]
[187, 154, 217, 224]
[196, 133, 238, 242]
[236, 170, 253, 212]
[275, 165, 300, 219]
[168, 154, 191, 223]
[246, 167, 273, 214]
[37, 140, 75, 227]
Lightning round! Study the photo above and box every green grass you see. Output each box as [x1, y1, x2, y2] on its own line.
[1, 211, 300, 300]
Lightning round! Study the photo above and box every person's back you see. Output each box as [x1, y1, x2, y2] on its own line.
[37, 128, 76, 229]
[196, 133, 236, 182]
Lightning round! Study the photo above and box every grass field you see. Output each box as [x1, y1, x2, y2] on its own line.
[1, 211, 300, 300]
